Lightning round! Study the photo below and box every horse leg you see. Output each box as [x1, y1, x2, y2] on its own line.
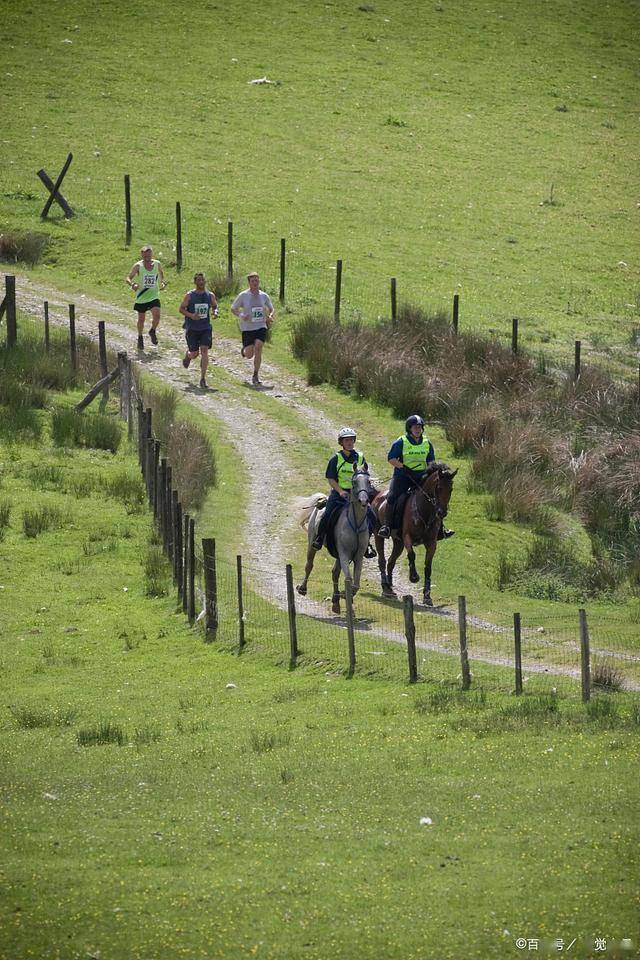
[405, 536, 419, 584]
[375, 534, 390, 592]
[423, 541, 436, 606]
[331, 557, 341, 614]
[384, 537, 404, 598]
[352, 538, 366, 595]
[296, 544, 316, 595]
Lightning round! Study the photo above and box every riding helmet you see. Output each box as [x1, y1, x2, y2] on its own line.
[405, 414, 424, 432]
[337, 427, 357, 443]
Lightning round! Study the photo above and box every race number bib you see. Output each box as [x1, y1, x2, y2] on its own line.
[195, 303, 209, 319]
[143, 273, 156, 288]
[251, 306, 265, 323]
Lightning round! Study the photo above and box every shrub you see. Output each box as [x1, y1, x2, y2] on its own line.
[166, 418, 216, 510]
[0, 227, 50, 265]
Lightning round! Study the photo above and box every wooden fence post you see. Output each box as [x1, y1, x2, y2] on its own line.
[175, 501, 183, 600]
[5, 276, 16, 347]
[98, 321, 108, 404]
[452, 293, 459, 334]
[136, 401, 144, 469]
[188, 518, 196, 625]
[126, 360, 133, 439]
[202, 538, 218, 641]
[334, 259, 343, 324]
[237, 554, 245, 649]
[68, 304, 77, 371]
[458, 595, 471, 690]
[159, 458, 167, 543]
[403, 595, 418, 683]
[117, 352, 127, 419]
[124, 174, 132, 246]
[153, 440, 161, 519]
[513, 612, 523, 695]
[176, 201, 183, 272]
[579, 608, 590, 703]
[227, 221, 233, 278]
[165, 465, 173, 558]
[146, 436, 155, 506]
[391, 277, 397, 325]
[182, 514, 189, 613]
[44, 300, 50, 353]
[574, 340, 581, 381]
[345, 581, 356, 678]
[512, 317, 519, 356]
[171, 491, 179, 581]
[285, 564, 299, 668]
[279, 237, 286, 303]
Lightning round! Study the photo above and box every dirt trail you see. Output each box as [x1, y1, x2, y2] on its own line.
[12, 277, 640, 689]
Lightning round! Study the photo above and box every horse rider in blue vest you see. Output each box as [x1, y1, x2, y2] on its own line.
[378, 414, 455, 539]
[312, 427, 376, 557]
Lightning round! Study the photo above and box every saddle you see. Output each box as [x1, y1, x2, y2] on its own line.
[378, 491, 411, 534]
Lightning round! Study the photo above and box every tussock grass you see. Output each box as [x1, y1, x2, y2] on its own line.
[144, 541, 169, 597]
[22, 504, 64, 538]
[0, 403, 42, 442]
[0, 377, 48, 410]
[77, 721, 127, 747]
[51, 408, 121, 453]
[28, 463, 63, 487]
[206, 268, 242, 301]
[248, 729, 291, 753]
[585, 697, 620, 726]
[133, 726, 161, 746]
[0, 226, 49, 265]
[0, 498, 11, 540]
[10, 704, 77, 728]
[591, 658, 625, 693]
[105, 468, 146, 511]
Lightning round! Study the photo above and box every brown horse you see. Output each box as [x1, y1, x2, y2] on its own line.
[371, 462, 457, 606]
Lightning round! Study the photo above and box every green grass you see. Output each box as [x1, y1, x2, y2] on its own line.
[0, 0, 638, 370]
[1, 395, 639, 960]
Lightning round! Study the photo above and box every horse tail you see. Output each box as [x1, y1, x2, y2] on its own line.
[294, 493, 327, 529]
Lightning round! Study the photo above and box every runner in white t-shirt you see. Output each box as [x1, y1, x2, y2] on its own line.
[230, 272, 274, 386]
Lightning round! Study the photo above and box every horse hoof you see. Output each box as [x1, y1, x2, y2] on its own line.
[423, 596, 433, 607]
[296, 584, 307, 596]
[332, 602, 341, 615]
[382, 587, 397, 599]
[409, 571, 420, 584]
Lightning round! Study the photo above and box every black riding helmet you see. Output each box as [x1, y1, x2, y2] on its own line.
[405, 414, 424, 433]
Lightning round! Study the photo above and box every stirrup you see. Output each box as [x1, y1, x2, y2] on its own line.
[443, 528, 455, 539]
[364, 543, 377, 559]
[378, 525, 391, 539]
[311, 537, 323, 551]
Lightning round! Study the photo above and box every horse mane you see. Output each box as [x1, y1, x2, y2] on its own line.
[424, 460, 452, 477]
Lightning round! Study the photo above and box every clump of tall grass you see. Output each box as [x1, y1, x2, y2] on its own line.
[0, 498, 11, 540]
[144, 539, 169, 596]
[51, 407, 121, 452]
[0, 226, 50, 265]
[166, 419, 216, 510]
[0, 377, 48, 410]
[206, 268, 242, 300]
[77, 721, 127, 746]
[22, 504, 64, 538]
[105, 468, 145, 511]
[0, 403, 42, 442]
[591, 658, 625, 693]
[10, 704, 77, 728]
[138, 385, 177, 446]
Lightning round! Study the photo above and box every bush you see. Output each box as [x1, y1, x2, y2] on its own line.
[0, 227, 49, 265]
[166, 418, 216, 510]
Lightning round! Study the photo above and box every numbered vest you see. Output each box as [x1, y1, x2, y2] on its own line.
[400, 435, 432, 472]
[136, 261, 160, 303]
[336, 451, 365, 489]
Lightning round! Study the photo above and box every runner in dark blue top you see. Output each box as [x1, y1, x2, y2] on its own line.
[179, 273, 218, 389]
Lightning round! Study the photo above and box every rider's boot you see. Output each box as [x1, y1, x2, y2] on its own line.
[364, 539, 377, 558]
[312, 517, 326, 551]
[437, 524, 455, 540]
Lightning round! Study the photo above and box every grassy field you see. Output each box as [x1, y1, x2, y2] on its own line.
[1, 0, 639, 365]
[1, 389, 639, 960]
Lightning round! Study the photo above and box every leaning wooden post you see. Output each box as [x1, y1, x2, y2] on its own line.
[285, 564, 299, 668]
[41, 152, 73, 219]
[345, 581, 356, 678]
[202, 538, 218, 641]
[227, 221, 233, 278]
[574, 340, 581, 382]
[176, 201, 183, 272]
[390, 277, 397, 325]
[237, 554, 245, 649]
[188, 518, 196, 625]
[452, 293, 459, 334]
[457, 595, 471, 690]
[279, 237, 286, 303]
[334, 259, 343, 324]
[124, 174, 132, 246]
[5, 276, 16, 347]
[512, 317, 519, 356]
[579, 608, 590, 703]
[68, 304, 77, 371]
[98, 321, 108, 404]
[182, 514, 189, 613]
[403, 595, 418, 683]
[513, 612, 523, 695]
[44, 300, 50, 353]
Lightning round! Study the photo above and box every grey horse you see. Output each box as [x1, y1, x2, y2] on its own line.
[296, 469, 372, 614]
